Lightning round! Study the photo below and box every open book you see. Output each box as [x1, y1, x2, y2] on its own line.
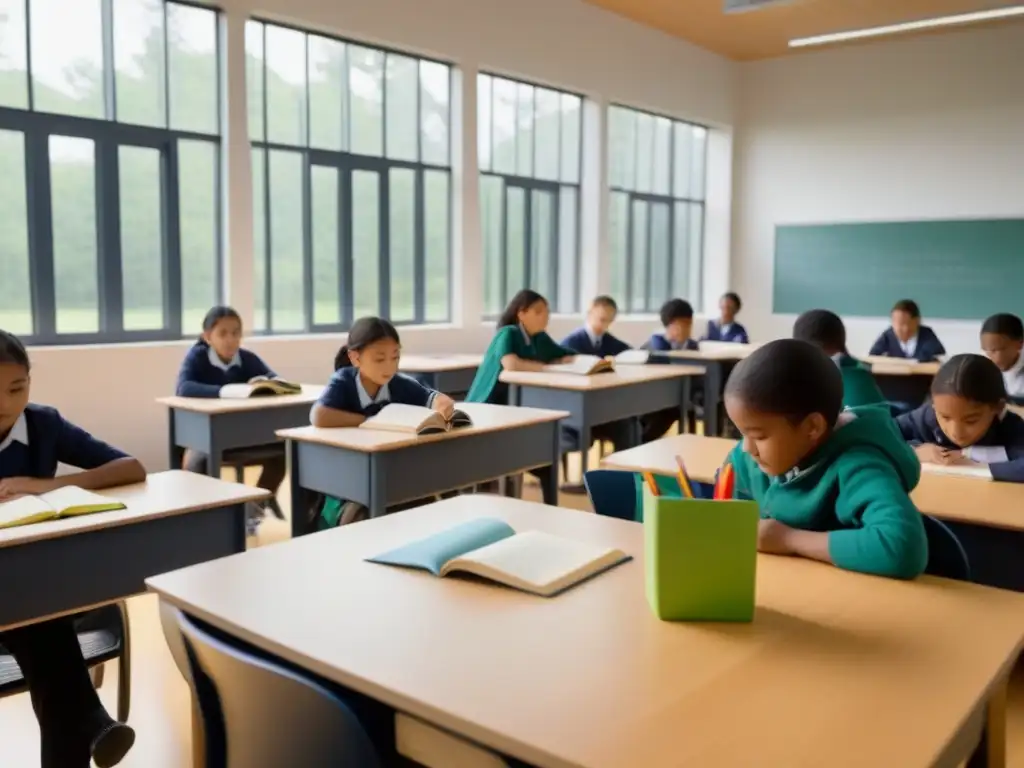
[0, 486, 126, 530]
[614, 349, 650, 365]
[219, 377, 302, 399]
[920, 462, 993, 480]
[367, 517, 631, 597]
[360, 403, 473, 435]
[545, 355, 614, 376]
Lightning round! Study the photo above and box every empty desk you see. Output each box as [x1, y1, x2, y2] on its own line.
[649, 345, 753, 436]
[399, 354, 483, 397]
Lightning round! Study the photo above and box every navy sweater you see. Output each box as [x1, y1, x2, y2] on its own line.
[0, 404, 129, 479]
[702, 320, 749, 345]
[560, 327, 631, 357]
[869, 326, 945, 362]
[644, 334, 699, 352]
[175, 342, 275, 398]
[318, 367, 438, 417]
[896, 404, 1024, 483]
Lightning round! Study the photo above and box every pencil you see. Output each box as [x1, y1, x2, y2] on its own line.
[673, 455, 695, 499]
[642, 472, 660, 497]
[714, 463, 735, 501]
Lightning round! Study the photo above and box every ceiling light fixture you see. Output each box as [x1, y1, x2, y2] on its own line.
[789, 5, 1024, 48]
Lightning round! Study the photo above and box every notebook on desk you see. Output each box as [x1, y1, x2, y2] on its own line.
[219, 377, 302, 398]
[0, 486, 126, 529]
[920, 462, 993, 480]
[367, 517, 630, 597]
[360, 403, 473, 435]
[544, 355, 614, 375]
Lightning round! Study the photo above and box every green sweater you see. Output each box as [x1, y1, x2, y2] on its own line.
[836, 354, 886, 409]
[725, 405, 928, 580]
[467, 325, 574, 403]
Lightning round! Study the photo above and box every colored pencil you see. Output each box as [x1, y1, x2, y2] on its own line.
[673, 455, 695, 499]
[714, 463, 735, 501]
[642, 471, 660, 497]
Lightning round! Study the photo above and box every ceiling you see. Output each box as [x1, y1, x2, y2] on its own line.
[582, 0, 1023, 60]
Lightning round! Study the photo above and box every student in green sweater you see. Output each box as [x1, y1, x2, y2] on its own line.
[792, 309, 886, 409]
[721, 338, 928, 580]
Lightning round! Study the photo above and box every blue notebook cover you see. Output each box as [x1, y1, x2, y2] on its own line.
[367, 517, 516, 575]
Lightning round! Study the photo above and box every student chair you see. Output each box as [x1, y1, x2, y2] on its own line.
[921, 515, 971, 581]
[0, 602, 131, 722]
[225, 446, 286, 520]
[583, 470, 641, 521]
[175, 610, 384, 768]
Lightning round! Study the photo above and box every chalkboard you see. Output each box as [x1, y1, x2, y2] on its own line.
[772, 219, 1024, 320]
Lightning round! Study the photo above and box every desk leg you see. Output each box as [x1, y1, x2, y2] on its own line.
[704, 363, 722, 437]
[968, 676, 1008, 768]
[191, 696, 206, 768]
[207, 421, 222, 480]
[288, 441, 312, 539]
[368, 456, 388, 518]
[539, 424, 559, 506]
[167, 409, 183, 470]
[679, 377, 691, 435]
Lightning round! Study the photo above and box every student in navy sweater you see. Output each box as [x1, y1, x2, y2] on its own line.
[561, 295, 631, 357]
[702, 292, 749, 344]
[643, 299, 700, 441]
[896, 354, 1024, 483]
[175, 306, 286, 517]
[869, 299, 946, 362]
[310, 317, 454, 527]
[0, 330, 145, 768]
[981, 313, 1024, 404]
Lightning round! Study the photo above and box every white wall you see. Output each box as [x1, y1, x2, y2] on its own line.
[29, 0, 737, 470]
[733, 24, 1024, 356]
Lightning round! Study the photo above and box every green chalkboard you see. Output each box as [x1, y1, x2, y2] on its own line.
[772, 219, 1024, 320]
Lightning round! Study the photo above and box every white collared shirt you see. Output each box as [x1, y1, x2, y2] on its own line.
[586, 326, 602, 350]
[1003, 353, 1024, 398]
[356, 377, 391, 409]
[518, 324, 532, 345]
[208, 346, 242, 372]
[0, 413, 29, 455]
[719, 322, 733, 337]
[899, 335, 918, 358]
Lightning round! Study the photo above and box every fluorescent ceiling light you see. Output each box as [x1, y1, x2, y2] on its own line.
[789, 5, 1024, 48]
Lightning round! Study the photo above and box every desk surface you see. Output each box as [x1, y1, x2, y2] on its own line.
[652, 345, 754, 362]
[147, 495, 1024, 768]
[500, 363, 704, 391]
[399, 354, 483, 373]
[0, 470, 268, 550]
[603, 434, 1024, 531]
[277, 402, 568, 453]
[156, 384, 324, 414]
[863, 356, 941, 376]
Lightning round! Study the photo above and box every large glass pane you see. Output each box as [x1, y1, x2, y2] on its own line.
[49, 136, 98, 334]
[268, 150, 304, 331]
[608, 106, 635, 190]
[245, 21, 264, 142]
[559, 94, 581, 184]
[420, 60, 449, 166]
[515, 83, 533, 177]
[652, 117, 672, 195]
[385, 54, 418, 162]
[310, 165, 340, 326]
[178, 139, 218, 333]
[0, 130, 32, 334]
[167, 3, 218, 135]
[529, 189, 554, 300]
[388, 168, 415, 322]
[533, 88, 560, 182]
[557, 186, 577, 314]
[349, 46, 384, 157]
[0, 0, 29, 109]
[114, 0, 165, 127]
[31, 0, 103, 118]
[672, 202, 690, 300]
[120, 145, 164, 330]
[672, 122, 693, 199]
[630, 199, 648, 312]
[476, 74, 492, 173]
[251, 148, 267, 332]
[634, 113, 654, 194]
[649, 202, 671, 309]
[691, 126, 707, 200]
[480, 174, 503, 317]
[688, 203, 703, 307]
[490, 77, 516, 175]
[505, 186, 525, 300]
[608, 191, 628, 306]
[424, 170, 449, 322]
[352, 170, 380, 317]
[308, 35, 345, 151]
[265, 24, 306, 146]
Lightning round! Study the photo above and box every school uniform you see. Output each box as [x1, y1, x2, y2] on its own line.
[868, 325, 945, 362]
[174, 341, 286, 495]
[0, 405, 132, 767]
[1002, 353, 1024, 403]
[833, 353, 886, 409]
[897, 404, 1024, 483]
[725, 406, 928, 579]
[644, 333, 699, 353]
[467, 325, 575, 405]
[641, 334, 700, 442]
[702, 320, 749, 345]
[560, 326, 631, 357]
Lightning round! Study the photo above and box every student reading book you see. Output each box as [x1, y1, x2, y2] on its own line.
[981, 313, 1024, 402]
[560, 295, 632, 358]
[360, 403, 473, 435]
[218, 377, 302, 399]
[868, 299, 946, 362]
[0, 486, 126, 529]
[0, 330, 145, 768]
[367, 517, 631, 597]
[545, 355, 614, 376]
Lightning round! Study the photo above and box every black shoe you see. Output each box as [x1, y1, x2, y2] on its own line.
[91, 722, 136, 768]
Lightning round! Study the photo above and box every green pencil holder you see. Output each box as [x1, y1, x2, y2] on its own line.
[643, 486, 759, 622]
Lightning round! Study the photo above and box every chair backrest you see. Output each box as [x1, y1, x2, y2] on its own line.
[921, 515, 970, 581]
[584, 470, 642, 521]
[177, 612, 382, 768]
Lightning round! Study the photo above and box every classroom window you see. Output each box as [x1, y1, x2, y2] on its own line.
[247, 20, 452, 333]
[0, 0, 222, 345]
[477, 73, 581, 317]
[607, 105, 707, 314]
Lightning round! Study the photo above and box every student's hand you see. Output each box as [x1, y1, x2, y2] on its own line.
[0, 476, 59, 499]
[555, 356, 575, 364]
[757, 518, 795, 556]
[432, 394, 455, 420]
[941, 451, 976, 467]
[914, 444, 949, 464]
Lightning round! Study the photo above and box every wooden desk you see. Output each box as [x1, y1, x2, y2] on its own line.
[0, 471, 266, 631]
[649, 347, 751, 436]
[500, 365, 703, 476]
[157, 385, 323, 475]
[399, 354, 482, 397]
[278, 402, 568, 536]
[861, 357, 940, 407]
[148, 495, 1024, 768]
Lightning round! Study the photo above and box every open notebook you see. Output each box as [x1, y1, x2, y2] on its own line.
[360, 403, 473, 435]
[219, 377, 302, 399]
[367, 517, 630, 597]
[614, 349, 650, 365]
[920, 462, 993, 480]
[545, 355, 614, 376]
[0, 487, 126, 530]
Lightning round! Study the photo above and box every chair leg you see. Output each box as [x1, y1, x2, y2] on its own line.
[561, 454, 571, 484]
[117, 601, 132, 723]
[267, 498, 285, 520]
[234, 465, 244, 484]
[90, 664, 105, 689]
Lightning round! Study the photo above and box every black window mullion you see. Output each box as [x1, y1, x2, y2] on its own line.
[164, 139, 184, 336]
[25, 130, 56, 339]
[413, 168, 425, 323]
[96, 138, 123, 334]
[378, 167, 390, 319]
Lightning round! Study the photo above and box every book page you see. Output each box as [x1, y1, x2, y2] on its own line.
[360, 403, 436, 433]
[545, 355, 611, 376]
[442, 530, 630, 597]
[920, 462, 993, 480]
[219, 383, 254, 399]
[38, 486, 122, 513]
[615, 349, 649, 365]
[0, 495, 54, 528]
[368, 518, 516, 576]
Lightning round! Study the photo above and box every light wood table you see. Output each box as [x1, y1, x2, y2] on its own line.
[399, 354, 483, 397]
[649, 346, 753, 436]
[0, 471, 267, 631]
[157, 385, 323, 476]
[148, 495, 1024, 768]
[500, 364, 703, 477]
[278, 402, 569, 536]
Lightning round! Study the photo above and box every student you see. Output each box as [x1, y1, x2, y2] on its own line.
[896, 354, 1024, 483]
[868, 299, 945, 361]
[310, 317, 454, 527]
[175, 306, 286, 524]
[561, 295, 631, 357]
[645, 298, 699, 352]
[721, 338, 928, 580]
[792, 309, 885, 409]
[702, 292, 749, 344]
[980, 313, 1024, 403]
[0, 330, 145, 768]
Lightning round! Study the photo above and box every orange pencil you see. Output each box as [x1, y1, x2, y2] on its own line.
[642, 472, 660, 496]
[673, 455, 695, 499]
[714, 463, 734, 501]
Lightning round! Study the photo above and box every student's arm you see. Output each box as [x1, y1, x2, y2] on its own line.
[175, 347, 222, 398]
[308, 376, 365, 428]
[647, 334, 671, 352]
[867, 332, 888, 357]
[560, 329, 587, 354]
[243, 350, 276, 380]
[894, 406, 929, 443]
[493, 329, 560, 371]
[735, 325, 750, 345]
[534, 331, 577, 361]
[988, 416, 1024, 482]
[604, 333, 631, 356]
[393, 374, 441, 409]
